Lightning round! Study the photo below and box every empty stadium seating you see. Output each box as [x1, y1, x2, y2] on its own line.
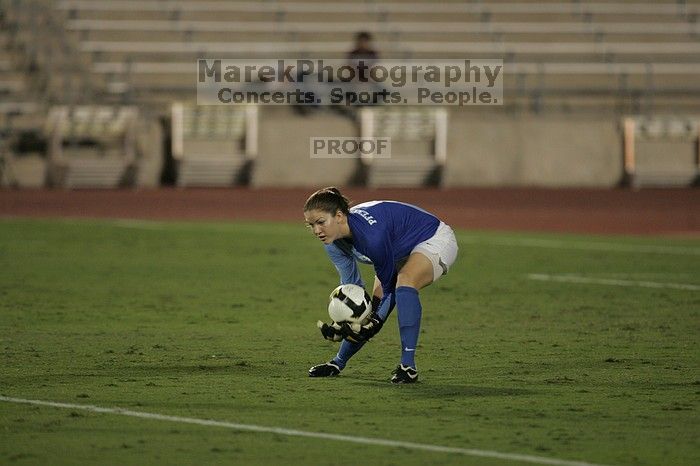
[45, 105, 139, 188]
[622, 115, 700, 187]
[0, 0, 698, 188]
[360, 107, 447, 187]
[171, 102, 258, 186]
[35, 0, 700, 110]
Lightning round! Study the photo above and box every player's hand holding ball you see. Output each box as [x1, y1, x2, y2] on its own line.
[317, 320, 344, 342]
[316, 284, 384, 343]
[340, 312, 383, 343]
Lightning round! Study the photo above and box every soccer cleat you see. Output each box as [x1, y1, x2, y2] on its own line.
[308, 361, 341, 377]
[391, 364, 418, 384]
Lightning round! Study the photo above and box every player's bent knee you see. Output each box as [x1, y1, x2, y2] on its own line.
[397, 254, 435, 290]
[396, 274, 417, 289]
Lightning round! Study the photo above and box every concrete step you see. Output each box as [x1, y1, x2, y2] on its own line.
[177, 156, 247, 187]
[367, 157, 438, 187]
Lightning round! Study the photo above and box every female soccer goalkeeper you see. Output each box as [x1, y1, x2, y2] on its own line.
[304, 187, 458, 383]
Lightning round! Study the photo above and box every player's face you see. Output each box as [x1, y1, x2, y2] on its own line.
[304, 209, 344, 244]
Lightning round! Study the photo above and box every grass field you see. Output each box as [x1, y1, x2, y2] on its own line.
[1, 218, 698, 466]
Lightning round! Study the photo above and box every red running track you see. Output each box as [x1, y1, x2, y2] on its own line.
[0, 188, 698, 236]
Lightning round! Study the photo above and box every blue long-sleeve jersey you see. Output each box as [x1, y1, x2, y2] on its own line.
[323, 201, 440, 297]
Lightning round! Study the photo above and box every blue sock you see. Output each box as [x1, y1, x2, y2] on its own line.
[376, 293, 396, 321]
[396, 286, 422, 369]
[332, 339, 365, 369]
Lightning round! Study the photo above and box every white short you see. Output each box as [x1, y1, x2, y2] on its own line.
[411, 222, 459, 282]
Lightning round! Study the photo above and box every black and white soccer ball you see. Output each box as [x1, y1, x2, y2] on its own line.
[328, 284, 372, 326]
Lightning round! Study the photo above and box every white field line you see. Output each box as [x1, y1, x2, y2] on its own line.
[55, 219, 700, 256]
[109, 219, 174, 230]
[54, 220, 700, 256]
[78, 219, 227, 232]
[0, 396, 609, 466]
[108, 219, 252, 232]
[528, 274, 700, 291]
[460, 237, 700, 256]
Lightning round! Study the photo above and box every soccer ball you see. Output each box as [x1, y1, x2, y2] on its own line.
[328, 284, 372, 325]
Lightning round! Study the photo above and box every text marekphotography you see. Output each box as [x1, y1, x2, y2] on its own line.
[197, 59, 503, 106]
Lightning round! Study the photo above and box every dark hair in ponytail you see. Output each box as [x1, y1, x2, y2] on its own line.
[304, 187, 351, 215]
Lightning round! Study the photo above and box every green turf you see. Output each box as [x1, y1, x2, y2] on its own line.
[1, 218, 698, 466]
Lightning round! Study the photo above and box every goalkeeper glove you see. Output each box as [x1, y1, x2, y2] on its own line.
[341, 313, 384, 343]
[317, 321, 344, 342]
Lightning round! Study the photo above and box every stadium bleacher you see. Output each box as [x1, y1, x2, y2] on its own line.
[45, 105, 140, 188]
[171, 102, 257, 187]
[51, 1, 700, 107]
[0, 0, 698, 188]
[359, 107, 447, 187]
